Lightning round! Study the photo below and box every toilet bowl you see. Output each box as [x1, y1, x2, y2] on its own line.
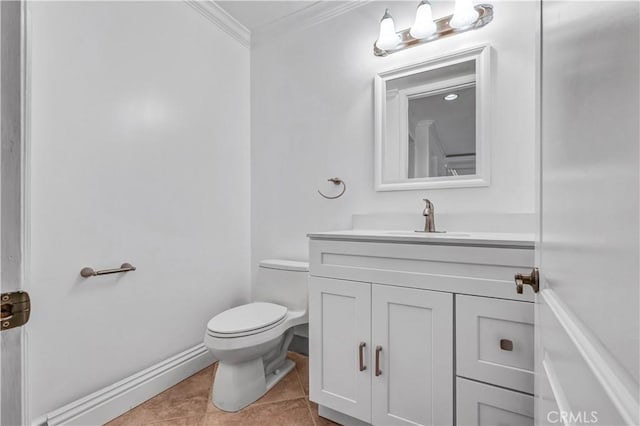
[204, 259, 308, 412]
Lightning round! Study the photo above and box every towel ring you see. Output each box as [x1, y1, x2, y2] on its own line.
[318, 178, 346, 199]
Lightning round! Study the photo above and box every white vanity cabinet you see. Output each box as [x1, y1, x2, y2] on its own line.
[371, 284, 453, 426]
[309, 276, 453, 425]
[308, 277, 372, 422]
[307, 232, 535, 426]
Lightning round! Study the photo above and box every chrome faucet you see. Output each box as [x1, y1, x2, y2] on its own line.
[422, 199, 436, 232]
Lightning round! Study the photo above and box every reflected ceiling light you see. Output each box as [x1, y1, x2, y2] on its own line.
[375, 9, 401, 51]
[410, 1, 437, 40]
[444, 93, 459, 101]
[373, 1, 493, 56]
[450, 0, 480, 29]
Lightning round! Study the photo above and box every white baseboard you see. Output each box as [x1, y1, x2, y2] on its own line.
[35, 344, 215, 426]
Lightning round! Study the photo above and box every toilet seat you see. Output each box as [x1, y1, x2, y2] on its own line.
[207, 302, 288, 338]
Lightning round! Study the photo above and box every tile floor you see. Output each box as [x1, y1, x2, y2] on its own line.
[106, 352, 338, 426]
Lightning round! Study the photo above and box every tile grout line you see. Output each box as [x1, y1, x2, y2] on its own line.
[291, 356, 317, 426]
[108, 365, 216, 426]
[292, 358, 307, 398]
[109, 356, 313, 425]
[290, 360, 315, 425]
[146, 414, 204, 426]
[304, 397, 318, 426]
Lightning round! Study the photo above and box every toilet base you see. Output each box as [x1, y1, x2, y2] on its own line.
[212, 357, 295, 412]
[265, 358, 295, 391]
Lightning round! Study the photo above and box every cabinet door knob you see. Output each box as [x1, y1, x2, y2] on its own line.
[514, 268, 540, 294]
[375, 346, 383, 377]
[359, 342, 367, 371]
[500, 338, 514, 351]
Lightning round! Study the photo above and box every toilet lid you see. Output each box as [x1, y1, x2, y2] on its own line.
[207, 302, 288, 335]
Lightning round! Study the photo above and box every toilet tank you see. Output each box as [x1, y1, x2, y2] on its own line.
[254, 259, 309, 312]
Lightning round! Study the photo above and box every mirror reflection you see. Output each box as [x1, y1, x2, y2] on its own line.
[383, 60, 477, 181]
[407, 85, 476, 177]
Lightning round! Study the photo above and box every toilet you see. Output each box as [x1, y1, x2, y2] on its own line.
[203, 259, 309, 412]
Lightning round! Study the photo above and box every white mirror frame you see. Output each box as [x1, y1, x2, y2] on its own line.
[374, 44, 491, 191]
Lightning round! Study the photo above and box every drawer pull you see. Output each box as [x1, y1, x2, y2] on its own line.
[500, 339, 514, 351]
[375, 345, 382, 376]
[359, 342, 367, 371]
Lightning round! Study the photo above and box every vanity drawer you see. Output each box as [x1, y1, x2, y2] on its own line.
[456, 295, 534, 393]
[456, 378, 534, 426]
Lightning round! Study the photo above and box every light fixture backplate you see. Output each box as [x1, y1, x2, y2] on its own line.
[374, 4, 493, 57]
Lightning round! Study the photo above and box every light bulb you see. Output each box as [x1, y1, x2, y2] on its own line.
[410, 1, 437, 39]
[449, 0, 479, 29]
[375, 9, 400, 51]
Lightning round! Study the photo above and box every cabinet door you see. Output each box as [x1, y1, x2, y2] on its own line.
[371, 284, 453, 426]
[456, 377, 534, 426]
[456, 295, 534, 394]
[309, 277, 372, 423]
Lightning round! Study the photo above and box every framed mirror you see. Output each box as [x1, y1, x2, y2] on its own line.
[374, 45, 490, 191]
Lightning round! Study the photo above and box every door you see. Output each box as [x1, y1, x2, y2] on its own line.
[1, 1, 26, 425]
[371, 284, 453, 426]
[536, 2, 639, 425]
[309, 277, 372, 423]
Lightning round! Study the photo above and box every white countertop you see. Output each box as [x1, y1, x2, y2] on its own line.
[307, 229, 535, 248]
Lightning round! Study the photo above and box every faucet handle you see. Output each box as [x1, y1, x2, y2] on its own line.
[422, 199, 433, 216]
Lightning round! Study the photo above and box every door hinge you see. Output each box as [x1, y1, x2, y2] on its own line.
[1, 291, 31, 331]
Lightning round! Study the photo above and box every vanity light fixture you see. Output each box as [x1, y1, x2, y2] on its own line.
[444, 93, 459, 101]
[374, 1, 493, 56]
[450, 0, 480, 29]
[410, 1, 437, 40]
[375, 9, 401, 51]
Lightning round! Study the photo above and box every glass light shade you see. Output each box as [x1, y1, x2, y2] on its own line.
[375, 10, 400, 50]
[410, 1, 437, 39]
[449, 0, 479, 29]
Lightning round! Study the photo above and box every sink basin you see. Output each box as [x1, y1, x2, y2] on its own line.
[385, 231, 470, 237]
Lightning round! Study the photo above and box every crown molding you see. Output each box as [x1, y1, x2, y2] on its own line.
[185, 1, 371, 46]
[184, 0, 251, 48]
[252, 1, 372, 40]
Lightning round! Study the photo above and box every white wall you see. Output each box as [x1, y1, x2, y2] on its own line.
[250, 1, 539, 271]
[27, 2, 250, 419]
